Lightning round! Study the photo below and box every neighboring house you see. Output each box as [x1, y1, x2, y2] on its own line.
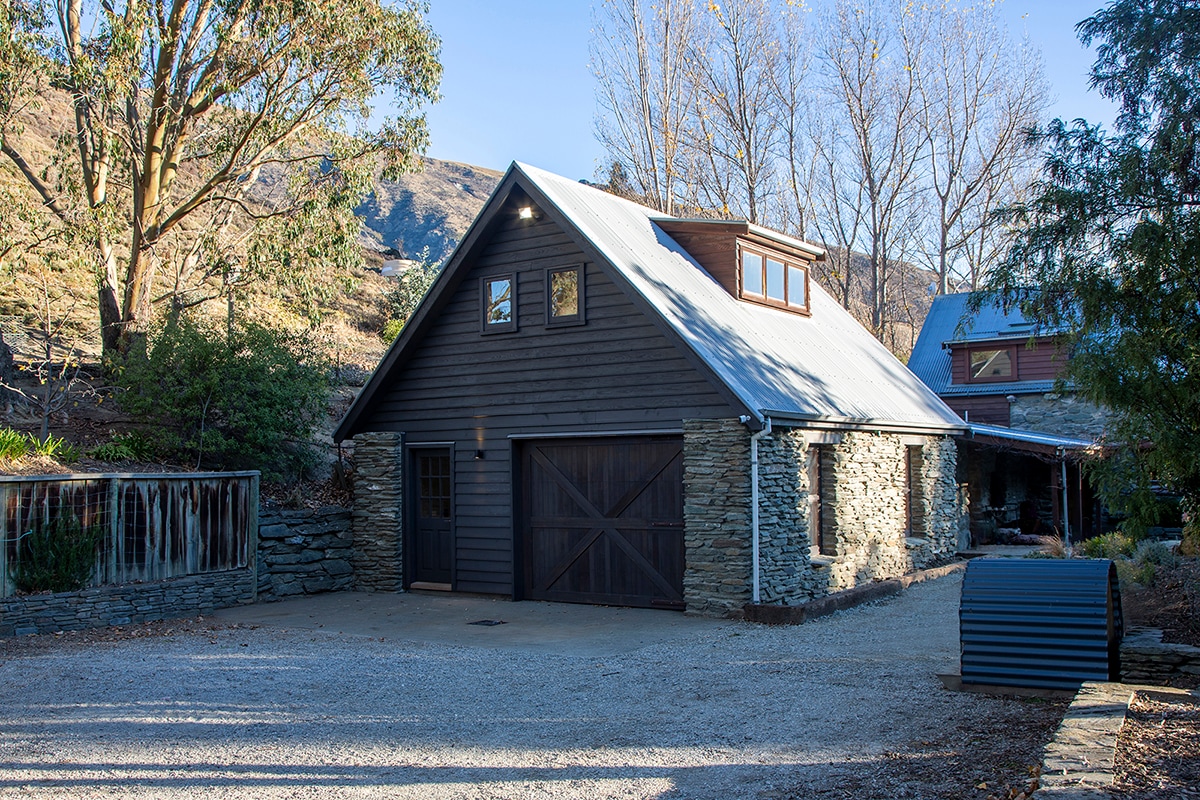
[336, 162, 967, 617]
[908, 293, 1108, 544]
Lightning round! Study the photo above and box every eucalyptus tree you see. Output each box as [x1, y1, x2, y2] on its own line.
[0, 0, 441, 357]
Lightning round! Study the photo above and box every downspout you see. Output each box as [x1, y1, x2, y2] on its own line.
[750, 416, 773, 604]
[1059, 448, 1071, 550]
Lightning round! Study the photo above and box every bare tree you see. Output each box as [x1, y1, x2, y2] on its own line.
[913, 1, 1048, 293]
[592, 0, 698, 215]
[687, 0, 794, 223]
[816, 0, 927, 335]
[766, 3, 816, 238]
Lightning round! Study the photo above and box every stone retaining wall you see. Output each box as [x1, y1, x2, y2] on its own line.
[0, 568, 255, 636]
[1121, 626, 1200, 685]
[257, 505, 355, 601]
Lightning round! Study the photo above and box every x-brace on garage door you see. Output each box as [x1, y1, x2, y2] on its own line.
[520, 437, 685, 610]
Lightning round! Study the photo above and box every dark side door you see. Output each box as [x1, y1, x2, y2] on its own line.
[410, 447, 454, 587]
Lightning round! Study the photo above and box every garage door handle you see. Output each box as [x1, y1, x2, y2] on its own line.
[651, 522, 683, 527]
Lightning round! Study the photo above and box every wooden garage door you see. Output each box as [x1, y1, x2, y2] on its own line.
[520, 437, 685, 609]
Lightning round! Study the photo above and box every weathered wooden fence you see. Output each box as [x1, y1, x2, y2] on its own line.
[1, 472, 259, 598]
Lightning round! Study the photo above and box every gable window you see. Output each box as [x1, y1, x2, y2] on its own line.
[481, 274, 517, 334]
[546, 265, 585, 327]
[739, 244, 810, 314]
[968, 346, 1015, 381]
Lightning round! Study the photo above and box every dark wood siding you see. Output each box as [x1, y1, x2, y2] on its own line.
[358, 203, 736, 595]
[950, 337, 1067, 385]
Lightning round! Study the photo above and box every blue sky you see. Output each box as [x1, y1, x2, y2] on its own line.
[422, 1, 1117, 181]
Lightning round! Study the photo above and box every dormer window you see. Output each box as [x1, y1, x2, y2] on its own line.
[739, 244, 810, 314]
[968, 346, 1015, 381]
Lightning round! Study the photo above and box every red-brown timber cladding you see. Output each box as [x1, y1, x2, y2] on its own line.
[949, 337, 1066, 384]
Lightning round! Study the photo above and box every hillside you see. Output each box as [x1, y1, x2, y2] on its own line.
[359, 159, 502, 262]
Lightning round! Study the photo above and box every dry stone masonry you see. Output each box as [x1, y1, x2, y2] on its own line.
[257, 505, 355, 601]
[0, 569, 255, 636]
[350, 431, 405, 592]
[682, 419, 752, 616]
[1010, 393, 1109, 440]
[682, 418, 964, 617]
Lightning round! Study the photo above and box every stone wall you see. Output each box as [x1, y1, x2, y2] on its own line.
[910, 436, 967, 568]
[257, 505, 355, 601]
[682, 419, 752, 616]
[0, 568, 255, 636]
[824, 431, 909, 589]
[1010, 392, 1109, 440]
[756, 428, 814, 604]
[682, 419, 964, 616]
[350, 431, 405, 592]
[1121, 626, 1200, 685]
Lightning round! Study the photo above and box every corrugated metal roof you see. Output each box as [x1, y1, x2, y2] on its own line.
[909, 292, 1064, 396]
[965, 423, 1098, 451]
[518, 163, 964, 432]
[938, 379, 1058, 397]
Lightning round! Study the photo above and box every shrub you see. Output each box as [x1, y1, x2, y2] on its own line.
[1115, 557, 1156, 589]
[34, 433, 80, 462]
[9, 515, 103, 594]
[116, 319, 330, 481]
[1078, 532, 1137, 560]
[0, 428, 30, 460]
[90, 431, 156, 463]
[1133, 539, 1178, 569]
[0, 429, 79, 462]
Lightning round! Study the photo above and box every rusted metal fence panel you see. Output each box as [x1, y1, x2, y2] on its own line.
[0, 472, 259, 598]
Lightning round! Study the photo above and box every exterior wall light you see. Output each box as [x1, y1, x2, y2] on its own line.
[474, 449, 485, 460]
[518, 206, 537, 221]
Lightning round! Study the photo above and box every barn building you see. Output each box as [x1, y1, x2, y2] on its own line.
[336, 163, 968, 616]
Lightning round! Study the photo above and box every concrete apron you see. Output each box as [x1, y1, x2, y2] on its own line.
[212, 591, 731, 659]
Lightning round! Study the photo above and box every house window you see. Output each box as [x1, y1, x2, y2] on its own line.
[481, 274, 517, 333]
[546, 265, 585, 326]
[807, 446, 835, 557]
[739, 244, 810, 314]
[968, 346, 1015, 381]
[905, 445, 926, 538]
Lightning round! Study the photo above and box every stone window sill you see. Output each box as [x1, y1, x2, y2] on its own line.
[809, 554, 835, 569]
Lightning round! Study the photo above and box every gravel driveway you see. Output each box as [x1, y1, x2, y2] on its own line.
[0, 574, 1063, 799]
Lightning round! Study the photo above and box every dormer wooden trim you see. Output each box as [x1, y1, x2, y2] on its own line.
[653, 218, 822, 311]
